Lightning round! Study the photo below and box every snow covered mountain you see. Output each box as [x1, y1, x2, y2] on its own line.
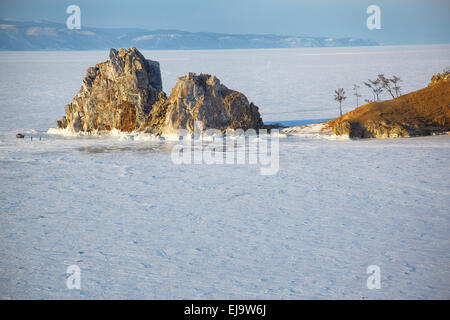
[0, 19, 379, 50]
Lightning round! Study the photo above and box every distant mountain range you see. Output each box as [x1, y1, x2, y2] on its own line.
[0, 19, 379, 50]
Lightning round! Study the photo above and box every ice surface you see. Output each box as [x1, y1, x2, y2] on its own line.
[0, 45, 449, 299]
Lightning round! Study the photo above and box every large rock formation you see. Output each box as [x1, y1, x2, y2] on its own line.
[328, 72, 450, 138]
[56, 47, 264, 134]
[57, 47, 163, 132]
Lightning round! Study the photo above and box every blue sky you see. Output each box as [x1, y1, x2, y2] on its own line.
[1, 0, 449, 44]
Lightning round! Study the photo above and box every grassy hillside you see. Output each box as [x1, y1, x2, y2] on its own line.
[328, 74, 450, 138]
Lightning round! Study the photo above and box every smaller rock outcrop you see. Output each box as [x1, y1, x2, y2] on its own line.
[142, 73, 264, 134]
[429, 69, 450, 86]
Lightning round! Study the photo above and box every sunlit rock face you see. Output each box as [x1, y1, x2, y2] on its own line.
[429, 70, 450, 86]
[57, 47, 163, 132]
[57, 48, 263, 134]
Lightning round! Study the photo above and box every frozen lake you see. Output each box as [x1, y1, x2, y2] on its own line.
[0, 45, 449, 299]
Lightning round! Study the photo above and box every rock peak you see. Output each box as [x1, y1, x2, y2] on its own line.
[57, 47, 163, 132]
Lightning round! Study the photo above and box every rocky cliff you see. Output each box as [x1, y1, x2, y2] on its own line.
[57, 47, 163, 132]
[56, 47, 263, 134]
[328, 72, 450, 138]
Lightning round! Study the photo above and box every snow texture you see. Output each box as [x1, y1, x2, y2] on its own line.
[0, 45, 449, 299]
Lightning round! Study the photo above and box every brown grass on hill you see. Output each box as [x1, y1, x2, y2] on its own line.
[328, 77, 450, 138]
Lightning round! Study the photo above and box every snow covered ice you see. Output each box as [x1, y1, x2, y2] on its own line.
[0, 45, 449, 299]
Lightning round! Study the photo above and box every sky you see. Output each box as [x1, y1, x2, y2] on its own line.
[1, 0, 449, 45]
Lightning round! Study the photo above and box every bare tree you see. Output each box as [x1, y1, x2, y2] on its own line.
[352, 84, 361, 107]
[390, 75, 401, 97]
[364, 77, 383, 101]
[378, 74, 395, 99]
[363, 82, 375, 101]
[334, 88, 347, 117]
